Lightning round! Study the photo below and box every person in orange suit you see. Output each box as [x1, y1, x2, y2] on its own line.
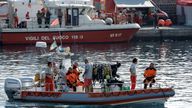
[72, 62, 80, 79]
[143, 63, 157, 89]
[73, 62, 84, 87]
[45, 62, 55, 91]
[66, 67, 78, 92]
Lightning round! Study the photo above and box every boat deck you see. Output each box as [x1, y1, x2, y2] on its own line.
[1, 24, 140, 32]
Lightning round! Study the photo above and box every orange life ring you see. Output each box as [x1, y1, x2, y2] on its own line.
[165, 19, 172, 26]
[158, 19, 165, 26]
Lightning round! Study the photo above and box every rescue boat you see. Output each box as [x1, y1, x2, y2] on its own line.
[4, 77, 175, 105]
[0, 0, 140, 45]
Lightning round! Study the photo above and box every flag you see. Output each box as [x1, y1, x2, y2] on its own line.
[51, 18, 59, 27]
[50, 40, 58, 51]
[56, 45, 64, 53]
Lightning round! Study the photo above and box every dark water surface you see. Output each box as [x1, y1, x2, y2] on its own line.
[0, 40, 192, 108]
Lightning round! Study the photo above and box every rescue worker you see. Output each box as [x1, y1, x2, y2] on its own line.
[66, 67, 78, 92]
[57, 62, 68, 92]
[83, 59, 93, 93]
[143, 63, 157, 89]
[72, 62, 80, 79]
[52, 62, 59, 89]
[36, 10, 43, 28]
[57, 8, 63, 28]
[34, 72, 44, 87]
[13, 8, 18, 28]
[45, 62, 55, 91]
[73, 62, 84, 86]
[44, 8, 51, 28]
[130, 58, 138, 90]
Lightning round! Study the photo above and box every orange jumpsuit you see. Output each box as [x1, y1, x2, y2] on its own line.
[45, 74, 54, 91]
[45, 66, 55, 91]
[143, 67, 156, 89]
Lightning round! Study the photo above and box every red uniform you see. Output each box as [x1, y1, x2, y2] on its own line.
[45, 74, 55, 91]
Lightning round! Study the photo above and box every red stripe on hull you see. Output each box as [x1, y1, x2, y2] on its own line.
[1, 29, 139, 44]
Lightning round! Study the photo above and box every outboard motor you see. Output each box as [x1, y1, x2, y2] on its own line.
[19, 78, 34, 89]
[4, 78, 34, 100]
[4, 78, 22, 100]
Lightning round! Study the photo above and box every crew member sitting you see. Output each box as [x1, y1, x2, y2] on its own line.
[143, 63, 156, 89]
[34, 72, 44, 87]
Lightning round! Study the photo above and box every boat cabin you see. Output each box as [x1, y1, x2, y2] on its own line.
[46, 0, 95, 27]
[2, 0, 106, 29]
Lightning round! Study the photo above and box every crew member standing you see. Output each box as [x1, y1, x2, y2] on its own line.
[58, 8, 63, 27]
[45, 8, 51, 28]
[36, 10, 43, 28]
[129, 58, 138, 90]
[45, 62, 55, 91]
[13, 8, 18, 28]
[83, 59, 93, 93]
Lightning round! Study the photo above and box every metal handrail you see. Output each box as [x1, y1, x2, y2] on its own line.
[2, 15, 107, 29]
[25, 79, 173, 93]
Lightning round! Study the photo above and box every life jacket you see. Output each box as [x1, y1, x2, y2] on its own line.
[73, 66, 80, 79]
[144, 67, 156, 77]
[158, 19, 165, 26]
[66, 71, 78, 86]
[165, 19, 172, 26]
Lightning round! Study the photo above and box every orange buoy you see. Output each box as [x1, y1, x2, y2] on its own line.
[165, 19, 173, 26]
[158, 19, 165, 26]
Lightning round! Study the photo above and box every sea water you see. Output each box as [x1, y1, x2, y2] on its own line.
[0, 39, 192, 108]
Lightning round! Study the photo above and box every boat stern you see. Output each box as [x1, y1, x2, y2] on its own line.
[4, 78, 22, 100]
[4, 77, 34, 100]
